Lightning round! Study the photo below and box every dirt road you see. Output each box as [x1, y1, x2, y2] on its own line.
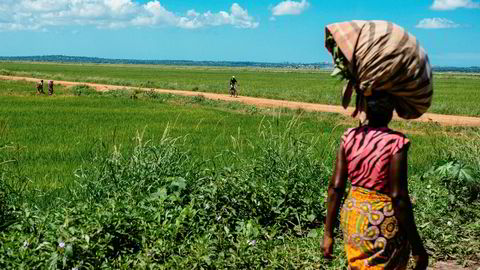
[2, 75, 480, 127]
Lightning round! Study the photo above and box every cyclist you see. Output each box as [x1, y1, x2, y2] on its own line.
[229, 76, 238, 97]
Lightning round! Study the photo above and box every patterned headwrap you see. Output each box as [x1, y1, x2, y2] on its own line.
[325, 20, 433, 123]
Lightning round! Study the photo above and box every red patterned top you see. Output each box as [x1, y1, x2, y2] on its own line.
[341, 126, 410, 194]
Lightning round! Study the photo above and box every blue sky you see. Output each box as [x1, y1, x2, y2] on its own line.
[0, 0, 479, 66]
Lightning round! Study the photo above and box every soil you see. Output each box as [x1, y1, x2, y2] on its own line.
[2, 75, 480, 127]
[432, 260, 480, 270]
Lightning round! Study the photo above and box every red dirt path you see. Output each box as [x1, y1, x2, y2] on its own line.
[2, 75, 480, 127]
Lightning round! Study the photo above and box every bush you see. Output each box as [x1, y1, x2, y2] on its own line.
[129, 89, 141, 99]
[145, 89, 161, 99]
[414, 132, 480, 261]
[190, 95, 206, 103]
[140, 81, 155, 88]
[71, 85, 98, 96]
[1, 125, 479, 268]
[0, 69, 13, 76]
[0, 124, 337, 268]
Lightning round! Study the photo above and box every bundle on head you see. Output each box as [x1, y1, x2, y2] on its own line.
[325, 20, 433, 124]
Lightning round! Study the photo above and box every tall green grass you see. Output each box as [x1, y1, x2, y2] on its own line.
[1, 120, 346, 269]
[0, 81, 346, 198]
[1, 120, 479, 268]
[1, 79, 479, 268]
[0, 79, 477, 195]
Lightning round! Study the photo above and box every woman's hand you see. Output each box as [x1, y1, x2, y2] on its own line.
[412, 249, 429, 270]
[323, 234, 334, 259]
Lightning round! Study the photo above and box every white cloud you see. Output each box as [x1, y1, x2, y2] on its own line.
[416, 18, 460, 29]
[186, 10, 200, 17]
[134, 2, 258, 29]
[104, 0, 136, 15]
[177, 3, 258, 29]
[20, 0, 70, 12]
[272, 0, 310, 16]
[229, 3, 259, 28]
[431, 0, 480, 10]
[0, 0, 259, 31]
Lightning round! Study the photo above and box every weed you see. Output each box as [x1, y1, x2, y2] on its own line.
[145, 89, 161, 99]
[71, 85, 97, 96]
[0, 124, 337, 268]
[129, 89, 141, 99]
[191, 95, 206, 103]
[140, 80, 155, 88]
[0, 69, 13, 76]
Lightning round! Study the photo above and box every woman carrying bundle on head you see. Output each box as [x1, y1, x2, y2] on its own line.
[322, 21, 432, 270]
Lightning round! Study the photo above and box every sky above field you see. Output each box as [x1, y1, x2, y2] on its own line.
[0, 0, 479, 66]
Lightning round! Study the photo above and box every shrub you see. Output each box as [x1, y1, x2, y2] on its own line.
[71, 85, 98, 96]
[190, 95, 206, 103]
[129, 89, 141, 99]
[145, 89, 161, 99]
[0, 123, 336, 268]
[414, 132, 480, 260]
[0, 69, 13, 76]
[1, 124, 479, 268]
[140, 81, 155, 88]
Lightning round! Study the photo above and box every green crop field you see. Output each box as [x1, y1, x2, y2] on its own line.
[1, 61, 480, 116]
[0, 69, 479, 269]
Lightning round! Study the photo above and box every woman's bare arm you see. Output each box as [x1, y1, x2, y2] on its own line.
[389, 146, 428, 260]
[324, 145, 348, 239]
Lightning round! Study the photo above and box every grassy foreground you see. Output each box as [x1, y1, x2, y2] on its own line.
[0, 80, 479, 268]
[1, 61, 480, 116]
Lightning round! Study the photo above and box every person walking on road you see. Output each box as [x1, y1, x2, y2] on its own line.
[48, 80, 54, 95]
[36, 80, 44, 94]
[323, 20, 432, 270]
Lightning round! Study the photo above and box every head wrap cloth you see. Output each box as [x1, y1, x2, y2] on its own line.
[325, 20, 433, 122]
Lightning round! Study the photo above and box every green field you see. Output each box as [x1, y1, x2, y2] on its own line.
[2, 61, 480, 116]
[1, 68, 479, 269]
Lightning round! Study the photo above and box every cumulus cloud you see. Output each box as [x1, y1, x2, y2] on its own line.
[272, 0, 310, 16]
[174, 3, 258, 29]
[431, 0, 480, 10]
[416, 18, 460, 29]
[0, 0, 259, 31]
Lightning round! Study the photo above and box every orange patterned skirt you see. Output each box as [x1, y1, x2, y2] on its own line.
[340, 186, 410, 269]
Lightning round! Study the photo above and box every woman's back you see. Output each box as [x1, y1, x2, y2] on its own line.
[342, 126, 409, 193]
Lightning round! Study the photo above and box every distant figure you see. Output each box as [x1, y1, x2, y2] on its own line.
[48, 80, 54, 95]
[229, 76, 238, 97]
[36, 80, 44, 94]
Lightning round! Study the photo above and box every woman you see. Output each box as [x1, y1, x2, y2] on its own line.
[322, 21, 432, 269]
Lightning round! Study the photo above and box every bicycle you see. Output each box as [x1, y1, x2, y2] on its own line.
[229, 84, 238, 97]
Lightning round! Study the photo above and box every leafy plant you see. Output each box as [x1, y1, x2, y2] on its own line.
[0, 123, 338, 268]
[71, 85, 97, 96]
[325, 33, 353, 81]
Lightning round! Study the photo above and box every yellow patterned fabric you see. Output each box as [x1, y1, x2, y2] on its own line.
[341, 186, 410, 269]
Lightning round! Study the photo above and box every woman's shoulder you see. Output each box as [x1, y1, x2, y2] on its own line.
[341, 127, 358, 142]
[342, 126, 364, 137]
[383, 128, 409, 140]
[383, 128, 411, 154]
